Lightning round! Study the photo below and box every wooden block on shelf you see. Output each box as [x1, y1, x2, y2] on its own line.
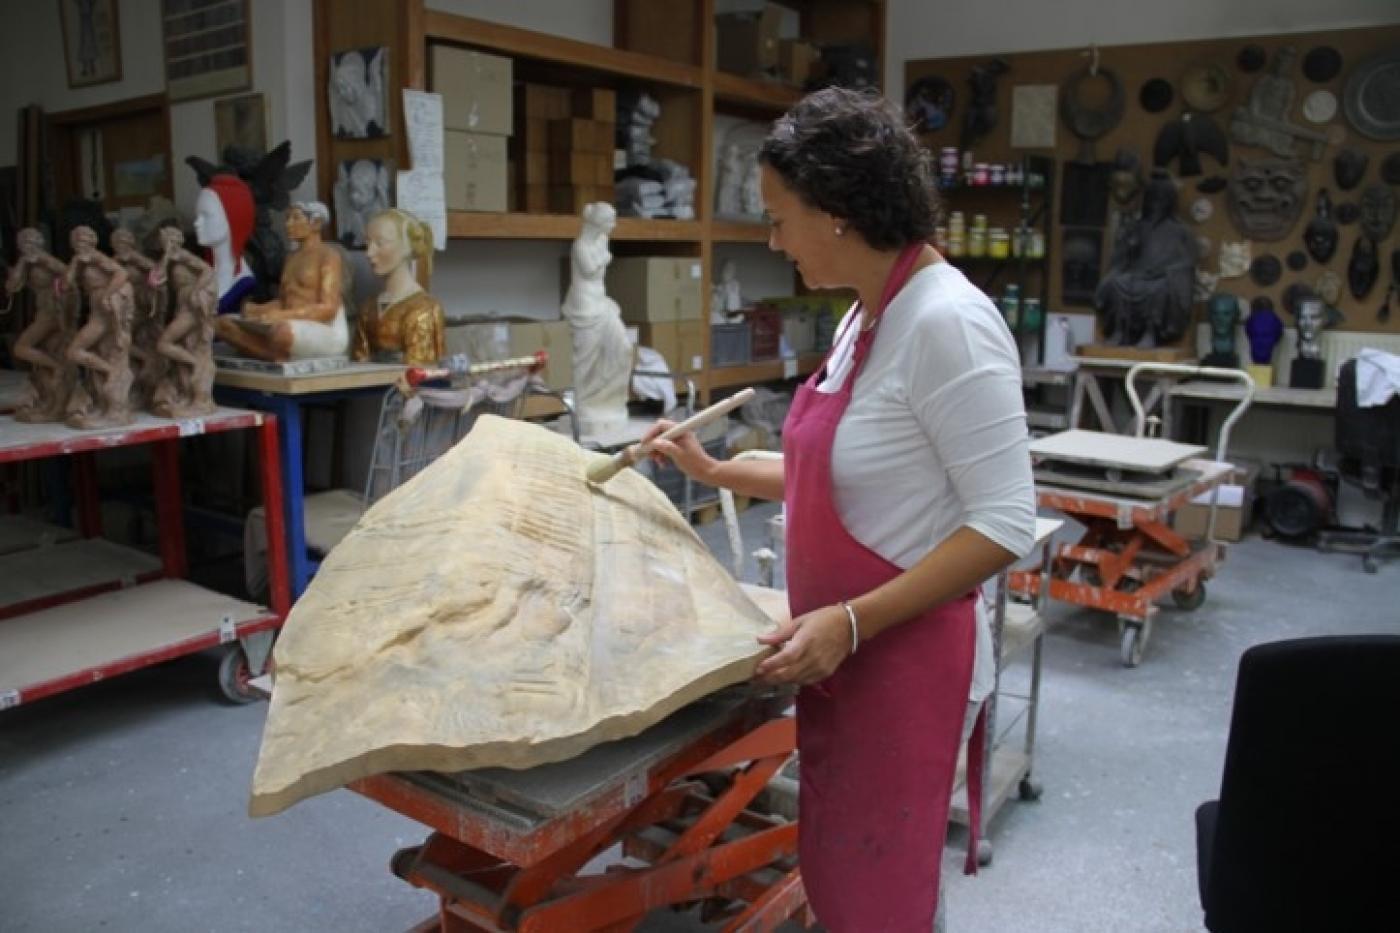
[517, 83, 572, 121]
[548, 152, 615, 187]
[572, 87, 617, 120]
[549, 185, 614, 214]
[549, 118, 613, 154]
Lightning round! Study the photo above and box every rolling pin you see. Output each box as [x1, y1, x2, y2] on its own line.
[586, 387, 756, 485]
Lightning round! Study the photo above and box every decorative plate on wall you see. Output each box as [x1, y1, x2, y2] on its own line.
[1343, 50, 1400, 141]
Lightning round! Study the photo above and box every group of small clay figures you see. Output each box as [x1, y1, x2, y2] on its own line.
[6, 169, 448, 430]
[6, 223, 214, 428]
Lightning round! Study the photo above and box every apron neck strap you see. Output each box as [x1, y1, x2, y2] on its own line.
[872, 242, 927, 320]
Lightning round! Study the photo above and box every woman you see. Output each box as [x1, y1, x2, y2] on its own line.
[643, 88, 1035, 930]
[352, 208, 445, 366]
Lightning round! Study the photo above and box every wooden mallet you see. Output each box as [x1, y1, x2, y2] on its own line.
[586, 387, 756, 485]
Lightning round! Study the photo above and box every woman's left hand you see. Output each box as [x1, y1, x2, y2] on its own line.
[753, 605, 854, 686]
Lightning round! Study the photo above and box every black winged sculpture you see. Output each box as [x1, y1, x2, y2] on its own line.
[1153, 112, 1229, 177]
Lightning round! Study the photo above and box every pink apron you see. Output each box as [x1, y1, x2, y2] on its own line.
[783, 244, 985, 931]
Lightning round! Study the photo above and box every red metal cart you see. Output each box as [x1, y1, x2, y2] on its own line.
[1011, 363, 1254, 666]
[0, 407, 290, 708]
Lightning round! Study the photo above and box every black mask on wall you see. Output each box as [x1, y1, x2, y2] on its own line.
[1333, 149, 1368, 191]
[1303, 189, 1338, 263]
[1360, 184, 1397, 242]
[1349, 237, 1379, 300]
[1228, 158, 1308, 241]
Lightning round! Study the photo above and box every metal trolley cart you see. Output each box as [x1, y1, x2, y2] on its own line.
[363, 353, 578, 505]
[1011, 363, 1254, 667]
[0, 408, 290, 708]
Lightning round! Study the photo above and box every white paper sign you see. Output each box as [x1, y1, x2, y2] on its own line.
[402, 89, 445, 173]
[397, 169, 448, 251]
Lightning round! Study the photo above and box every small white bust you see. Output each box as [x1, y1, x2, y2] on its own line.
[562, 203, 632, 435]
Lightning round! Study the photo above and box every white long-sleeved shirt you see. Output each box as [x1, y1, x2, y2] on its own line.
[816, 260, 1037, 704]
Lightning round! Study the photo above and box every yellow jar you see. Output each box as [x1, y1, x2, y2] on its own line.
[988, 228, 1010, 259]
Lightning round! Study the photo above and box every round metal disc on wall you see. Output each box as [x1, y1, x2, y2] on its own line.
[1237, 45, 1267, 73]
[1250, 255, 1282, 287]
[1286, 251, 1309, 271]
[1139, 78, 1174, 113]
[1302, 89, 1338, 124]
[1181, 62, 1232, 112]
[1344, 50, 1400, 141]
[1302, 46, 1343, 84]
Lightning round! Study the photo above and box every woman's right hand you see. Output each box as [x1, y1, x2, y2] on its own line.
[642, 419, 718, 483]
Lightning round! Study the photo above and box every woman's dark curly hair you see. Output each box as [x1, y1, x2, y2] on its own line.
[759, 86, 939, 251]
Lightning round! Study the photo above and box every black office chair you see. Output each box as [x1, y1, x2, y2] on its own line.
[1195, 635, 1400, 933]
[1316, 358, 1400, 572]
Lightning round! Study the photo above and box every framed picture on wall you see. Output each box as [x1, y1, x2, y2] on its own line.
[214, 92, 267, 155]
[59, 0, 123, 88]
[160, 0, 251, 102]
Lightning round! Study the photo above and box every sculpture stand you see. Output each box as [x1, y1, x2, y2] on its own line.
[1246, 363, 1274, 389]
[1289, 357, 1325, 389]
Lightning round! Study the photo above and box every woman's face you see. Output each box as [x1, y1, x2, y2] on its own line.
[761, 164, 843, 290]
[365, 216, 409, 276]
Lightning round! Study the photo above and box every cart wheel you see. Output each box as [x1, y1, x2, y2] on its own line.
[1018, 777, 1043, 802]
[1171, 582, 1207, 611]
[1120, 624, 1146, 668]
[976, 838, 994, 867]
[217, 645, 259, 705]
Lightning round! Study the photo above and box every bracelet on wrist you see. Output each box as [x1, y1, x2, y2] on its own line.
[839, 600, 860, 656]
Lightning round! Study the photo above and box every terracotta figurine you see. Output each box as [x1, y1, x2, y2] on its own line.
[5, 228, 77, 422]
[63, 226, 136, 429]
[111, 228, 164, 410]
[214, 201, 349, 362]
[352, 208, 445, 366]
[149, 227, 218, 417]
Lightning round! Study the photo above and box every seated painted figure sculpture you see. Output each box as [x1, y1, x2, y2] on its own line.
[6, 228, 77, 422]
[352, 209, 445, 367]
[214, 201, 349, 362]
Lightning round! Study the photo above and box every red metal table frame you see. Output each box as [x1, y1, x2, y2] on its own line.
[0, 409, 290, 706]
[352, 702, 809, 932]
[1010, 458, 1232, 666]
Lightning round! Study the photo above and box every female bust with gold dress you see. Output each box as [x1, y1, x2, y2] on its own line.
[352, 209, 445, 366]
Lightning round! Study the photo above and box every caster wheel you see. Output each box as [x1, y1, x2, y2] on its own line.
[217, 645, 259, 705]
[1172, 582, 1206, 611]
[976, 838, 993, 867]
[1120, 624, 1145, 668]
[1018, 778, 1043, 802]
[1363, 557, 1379, 574]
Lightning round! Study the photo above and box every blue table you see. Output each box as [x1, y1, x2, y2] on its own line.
[214, 362, 404, 599]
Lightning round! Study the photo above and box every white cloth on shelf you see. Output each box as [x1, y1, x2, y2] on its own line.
[1355, 348, 1400, 407]
[631, 346, 677, 414]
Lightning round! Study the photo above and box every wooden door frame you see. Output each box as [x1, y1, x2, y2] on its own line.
[47, 92, 175, 208]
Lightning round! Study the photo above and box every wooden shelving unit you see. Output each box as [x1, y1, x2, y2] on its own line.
[388, 0, 884, 400]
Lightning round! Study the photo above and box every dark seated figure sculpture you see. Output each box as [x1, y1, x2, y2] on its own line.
[1095, 169, 1198, 347]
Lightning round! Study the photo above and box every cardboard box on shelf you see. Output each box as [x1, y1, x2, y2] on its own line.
[607, 257, 704, 324]
[1173, 485, 1251, 542]
[715, 4, 782, 77]
[520, 150, 549, 185]
[444, 131, 508, 212]
[521, 117, 552, 153]
[778, 39, 819, 86]
[572, 87, 617, 120]
[521, 184, 549, 213]
[677, 320, 705, 373]
[431, 46, 513, 137]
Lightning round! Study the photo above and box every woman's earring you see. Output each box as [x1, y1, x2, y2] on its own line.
[834, 225, 844, 237]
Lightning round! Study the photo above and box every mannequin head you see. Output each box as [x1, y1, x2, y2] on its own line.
[366, 208, 433, 282]
[195, 174, 254, 263]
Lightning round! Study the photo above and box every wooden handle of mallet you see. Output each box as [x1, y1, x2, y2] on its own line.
[586, 387, 756, 485]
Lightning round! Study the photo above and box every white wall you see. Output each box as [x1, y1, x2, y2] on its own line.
[0, 0, 316, 217]
[885, 0, 1400, 92]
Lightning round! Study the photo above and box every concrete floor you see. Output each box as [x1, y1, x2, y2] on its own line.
[2, 501, 1397, 932]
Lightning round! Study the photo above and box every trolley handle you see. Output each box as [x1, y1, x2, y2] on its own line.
[405, 350, 548, 388]
[1125, 361, 1254, 545]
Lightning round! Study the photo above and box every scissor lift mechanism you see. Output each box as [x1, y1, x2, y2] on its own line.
[1011, 364, 1254, 666]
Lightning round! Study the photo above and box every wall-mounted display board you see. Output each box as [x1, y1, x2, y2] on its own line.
[908, 26, 1400, 345]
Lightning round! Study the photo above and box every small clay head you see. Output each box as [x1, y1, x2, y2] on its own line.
[1207, 293, 1240, 335]
[1360, 184, 1397, 242]
[1303, 189, 1338, 263]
